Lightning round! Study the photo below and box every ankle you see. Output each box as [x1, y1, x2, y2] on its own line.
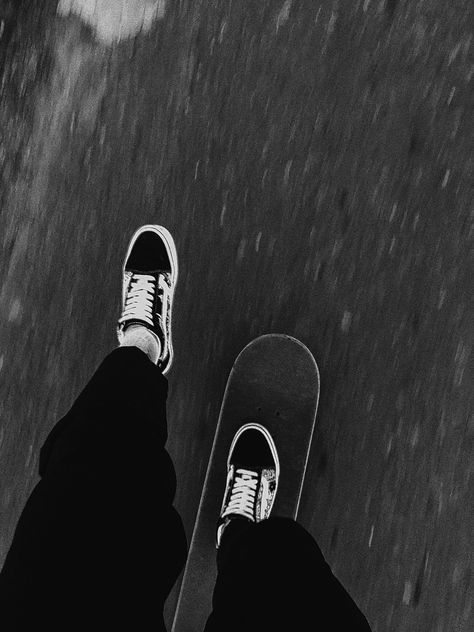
[119, 325, 161, 364]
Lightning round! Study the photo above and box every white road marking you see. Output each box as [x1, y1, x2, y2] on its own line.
[57, 0, 166, 45]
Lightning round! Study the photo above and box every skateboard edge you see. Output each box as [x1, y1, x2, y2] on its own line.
[236, 333, 319, 373]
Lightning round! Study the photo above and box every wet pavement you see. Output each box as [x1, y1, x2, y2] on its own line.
[1, 0, 474, 630]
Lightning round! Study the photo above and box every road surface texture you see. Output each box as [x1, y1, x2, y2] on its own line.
[1, 0, 474, 630]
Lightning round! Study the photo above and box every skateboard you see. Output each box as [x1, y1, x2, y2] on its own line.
[171, 334, 320, 632]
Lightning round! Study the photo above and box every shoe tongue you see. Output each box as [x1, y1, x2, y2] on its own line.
[234, 463, 260, 475]
[129, 268, 162, 276]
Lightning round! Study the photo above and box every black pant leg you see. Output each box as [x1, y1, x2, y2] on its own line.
[204, 516, 372, 631]
[0, 347, 187, 631]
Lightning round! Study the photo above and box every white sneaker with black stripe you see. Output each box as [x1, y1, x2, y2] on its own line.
[216, 423, 280, 548]
[117, 224, 178, 375]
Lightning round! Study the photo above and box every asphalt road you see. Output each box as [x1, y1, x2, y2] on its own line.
[1, 1, 474, 630]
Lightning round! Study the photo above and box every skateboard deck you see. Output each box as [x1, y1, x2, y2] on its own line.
[172, 334, 320, 632]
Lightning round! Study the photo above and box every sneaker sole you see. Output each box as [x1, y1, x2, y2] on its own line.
[121, 224, 178, 375]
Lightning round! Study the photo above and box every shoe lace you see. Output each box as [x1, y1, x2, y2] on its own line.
[121, 274, 156, 327]
[223, 468, 259, 521]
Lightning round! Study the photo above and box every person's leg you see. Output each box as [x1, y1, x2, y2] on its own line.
[0, 225, 186, 631]
[205, 516, 372, 631]
[204, 422, 372, 631]
[0, 346, 187, 631]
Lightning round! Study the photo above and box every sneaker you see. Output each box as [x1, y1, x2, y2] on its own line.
[216, 423, 280, 548]
[117, 225, 178, 375]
